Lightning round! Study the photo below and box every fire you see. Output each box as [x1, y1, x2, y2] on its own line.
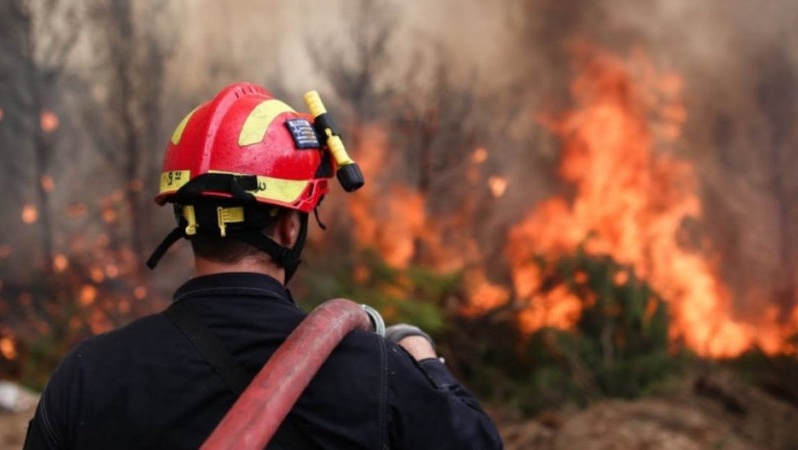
[499, 44, 796, 357]
[40, 110, 59, 133]
[41, 175, 55, 193]
[0, 336, 17, 360]
[90, 266, 105, 283]
[461, 268, 510, 316]
[487, 176, 508, 198]
[21, 205, 38, 224]
[53, 254, 69, 272]
[105, 264, 120, 279]
[80, 285, 98, 306]
[472, 148, 488, 164]
[102, 208, 118, 224]
[348, 126, 428, 269]
[133, 286, 147, 300]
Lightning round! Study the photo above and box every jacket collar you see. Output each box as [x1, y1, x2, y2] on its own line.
[172, 272, 293, 304]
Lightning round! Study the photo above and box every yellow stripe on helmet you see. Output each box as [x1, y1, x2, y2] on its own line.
[170, 108, 198, 145]
[238, 100, 295, 147]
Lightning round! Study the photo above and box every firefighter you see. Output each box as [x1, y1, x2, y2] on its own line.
[23, 83, 503, 449]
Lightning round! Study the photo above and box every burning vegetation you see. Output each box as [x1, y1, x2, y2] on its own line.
[1, 2, 797, 438]
[344, 42, 798, 359]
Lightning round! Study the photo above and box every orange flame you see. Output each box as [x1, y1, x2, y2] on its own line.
[53, 254, 69, 273]
[133, 286, 147, 300]
[487, 176, 508, 198]
[80, 285, 97, 306]
[501, 45, 796, 357]
[41, 175, 55, 193]
[21, 205, 38, 224]
[348, 126, 428, 269]
[0, 336, 17, 360]
[40, 110, 59, 133]
[472, 147, 488, 164]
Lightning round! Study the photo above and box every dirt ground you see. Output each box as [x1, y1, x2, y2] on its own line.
[0, 407, 31, 450]
[2, 370, 796, 449]
[499, 369, 798, 450]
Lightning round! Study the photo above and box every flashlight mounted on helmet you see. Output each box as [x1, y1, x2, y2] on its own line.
[304, 90, 364, 192]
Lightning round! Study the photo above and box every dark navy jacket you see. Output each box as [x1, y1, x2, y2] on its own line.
[24, 273, 503, 449]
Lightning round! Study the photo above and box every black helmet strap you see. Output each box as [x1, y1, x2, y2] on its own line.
[147, 173, 310, 283]
[234, 213, 308, 283]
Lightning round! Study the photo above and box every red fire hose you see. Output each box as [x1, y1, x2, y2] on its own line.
[201, 298, 383, 449]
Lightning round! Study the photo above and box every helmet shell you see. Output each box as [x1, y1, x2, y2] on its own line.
[156, 82, 332, 212]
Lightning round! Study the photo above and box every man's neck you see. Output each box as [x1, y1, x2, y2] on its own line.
[193, 256, 285, 284]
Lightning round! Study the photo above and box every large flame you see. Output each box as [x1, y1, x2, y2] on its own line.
[335, 46, 796, 358]
[502, 45, 796, 357]
[348, 126, 428, 269]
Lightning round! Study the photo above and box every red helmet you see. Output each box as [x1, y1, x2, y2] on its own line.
[147, 83, 362, 277]
[155, 82, 333, 212]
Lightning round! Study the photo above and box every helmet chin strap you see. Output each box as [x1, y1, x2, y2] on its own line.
[147, 199, 310, 284]
[234, 213, 309, 284]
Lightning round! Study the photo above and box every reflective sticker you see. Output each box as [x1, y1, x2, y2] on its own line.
[160, 170, 191, 193]
[238, 100, 295, 146]
[171, 108, 198, 145]
[252, 176, 309, 203]
[285, 118, 320, 148]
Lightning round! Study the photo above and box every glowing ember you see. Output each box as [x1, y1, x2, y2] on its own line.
[41, 175, 54, 193]
[21, 205, 38, 224]
[0, 245, 10, 258]
[40, 110, 59, 133]
[90, 266, 104, 283]
[133, 286, 147, 300]
[89, 309, 111, 334]
[487, 176, 508, 198]
[0, 106, 4, 121]
[0, 336, 17, 360]
[53, 254, 69, 273]
[102, 208, 118, 224]
[472, 147, 488, 164]
[106, 264, 120, 279]
[80, 285, 97, 306]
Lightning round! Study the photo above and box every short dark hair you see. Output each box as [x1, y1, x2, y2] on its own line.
[189, 207, 283, 263]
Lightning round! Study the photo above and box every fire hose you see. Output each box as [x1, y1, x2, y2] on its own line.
[201, 299, 385, 449]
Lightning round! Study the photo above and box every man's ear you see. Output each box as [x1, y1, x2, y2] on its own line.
[276, 211, 300, 247]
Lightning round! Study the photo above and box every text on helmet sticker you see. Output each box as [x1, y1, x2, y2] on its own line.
[159, 170, 191, 194]
[285, 118, 320, 149]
